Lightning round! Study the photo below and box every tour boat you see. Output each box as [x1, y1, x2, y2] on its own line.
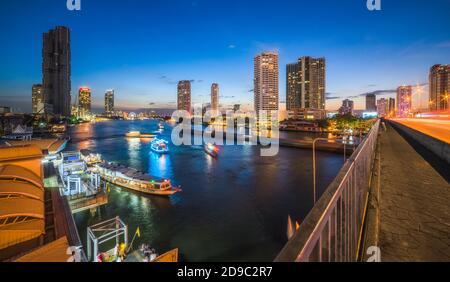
[158, 123, 164, 130]
[125, 131, 156, 139]
[94, 162, 181, 196]
[125, 131, 141, 138]
[150, 138, 169, 154]
[204, 143, 219, 158]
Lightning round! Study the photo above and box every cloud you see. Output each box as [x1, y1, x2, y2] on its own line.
[228, 44, 236, 49]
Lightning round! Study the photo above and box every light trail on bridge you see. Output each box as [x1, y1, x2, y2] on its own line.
[390, 118, 450, 144]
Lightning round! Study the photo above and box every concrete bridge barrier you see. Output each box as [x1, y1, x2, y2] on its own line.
[388, 120, 450, 165]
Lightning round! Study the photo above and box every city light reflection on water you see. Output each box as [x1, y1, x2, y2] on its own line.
[68, 120, 344, 261]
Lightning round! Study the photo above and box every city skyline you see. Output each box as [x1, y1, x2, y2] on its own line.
[0, 0, 449, 113]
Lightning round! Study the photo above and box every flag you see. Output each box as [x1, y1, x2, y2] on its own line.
[136, 227, 141, 237]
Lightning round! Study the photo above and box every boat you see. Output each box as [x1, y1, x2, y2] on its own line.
[204, 143, 219, 158]
[158, 123, 164, 130]
[150, 138, 169, 154]
[125, 131, 141, 137]
[94, 162, 181, 196]
[125, 131, 156, 139]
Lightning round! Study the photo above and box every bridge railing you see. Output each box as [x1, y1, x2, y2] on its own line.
[275, 120, 380, 262]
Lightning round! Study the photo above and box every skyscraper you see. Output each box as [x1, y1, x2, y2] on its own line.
[429, 64, 450, 111]
[377, 98, 388, 117]
[78, 87, 91, 118]
[254, 52, 279, 120]
[366, 94, 377, 111]
[211, 83, 219, 116]
[388, 98, 396, 116]
[177, 80, 191, 114]
[31, 84, 44, 114]
[339, 99, 354, 115]
[397, 86, 412, 117]
[42, 26, 71, 116]
[286, 56, 326, 112]
[105, 90, 115, 116]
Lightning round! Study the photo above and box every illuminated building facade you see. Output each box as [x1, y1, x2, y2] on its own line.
[339, 99, 354, 116]
[211, 83, 219, 116]
[177, 80, 191, 114]
[397, 86, 412, 117]
[377, 98, 388, 117]
[78, 87, 91, 118]
[32, 84, 44, 114]
[286, 56, 326, 113]
[429, 64, 450, 111]
[254, 52, 279, 121]
[104, 90, 115, 116]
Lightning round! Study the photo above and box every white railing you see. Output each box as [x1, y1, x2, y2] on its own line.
[275, 120, 380, 262]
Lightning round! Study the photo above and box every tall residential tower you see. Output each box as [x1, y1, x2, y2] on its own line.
[177, 80, 192, 114]
[429, 64, 450, 111]
[397, 86, 412, 117]
[31, 84, 44, 114]
[254, 52, 279, 120]
[105, 90, 115, 116]
[211, 83, 219, 116]
[42, 26, 71, 116]
[286, 56, 326, 112]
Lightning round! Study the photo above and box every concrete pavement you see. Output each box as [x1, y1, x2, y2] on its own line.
[366, 123, 450, 261]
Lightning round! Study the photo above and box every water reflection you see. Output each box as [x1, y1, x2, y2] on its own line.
[69, 120, 344, 262]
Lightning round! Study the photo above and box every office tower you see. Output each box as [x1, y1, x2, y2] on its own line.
[339, 99, 354, 115]
[42, 26, 71, 116]
[429, 64, 450, 111]
[211, 83, 219, 115]
[254, 52, 279, 120]
[388, 98, 396, 116]
[32, 84, 44, 114]
[78, 87, 91, 118]
[366, 94, 377, 111]
[377, 98, 388, 117]
[105, 90, 115, 115]
[286, 56, 326, 112]
[177, 80, 191, 114]
[397, 86, 412, 117]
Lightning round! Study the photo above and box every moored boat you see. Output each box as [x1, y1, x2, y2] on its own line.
[94, 162, 181, 196]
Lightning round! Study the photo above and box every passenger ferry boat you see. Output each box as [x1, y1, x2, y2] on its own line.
[94, 162, 181, 196]
[204, 143, 219, 158]
[125, 131, 156, 139]
[150, 138, 169, 154]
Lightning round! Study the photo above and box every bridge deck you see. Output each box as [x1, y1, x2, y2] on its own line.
[373, 123, 450, 261]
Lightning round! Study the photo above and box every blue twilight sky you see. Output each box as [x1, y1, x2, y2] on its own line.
[0, 0, 449, 113]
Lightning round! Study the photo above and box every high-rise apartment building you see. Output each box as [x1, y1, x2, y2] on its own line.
[286, 56, 326, 113]
[366, 94, 377, 111]
[105, 90, 115, 116]
[211, 83, 219, 115]
[42, 26, 71, 116]
[388, 98, 396, 116]
[397, 86, 412, 117]
[78, 87, 91, 118]
[339, 99, 354, 115]
[254, 52, 279, 120]
[32, 84, 44, 114]
[177, 80, 192, 114]
[429, 64, 450, 111]
[377, 98, 388, 117]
